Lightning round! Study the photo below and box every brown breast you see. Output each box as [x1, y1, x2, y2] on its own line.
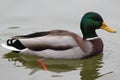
[89, 38, 103, 57]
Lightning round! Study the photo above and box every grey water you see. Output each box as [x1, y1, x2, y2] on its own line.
[0, 0, 120, 80]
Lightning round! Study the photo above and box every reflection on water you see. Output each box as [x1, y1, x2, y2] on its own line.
[4, 51, 103, 80]
[80, 54, 103, 80]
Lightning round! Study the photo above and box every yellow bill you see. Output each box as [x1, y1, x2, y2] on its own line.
[100, 22, 116, 33]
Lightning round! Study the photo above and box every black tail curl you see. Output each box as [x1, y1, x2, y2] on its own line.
[7, 39, 26, 50]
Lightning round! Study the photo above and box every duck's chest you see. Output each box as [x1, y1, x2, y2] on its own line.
[89, 38, 104, 55]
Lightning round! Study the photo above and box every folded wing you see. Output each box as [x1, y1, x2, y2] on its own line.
[18, 35, 78, 51]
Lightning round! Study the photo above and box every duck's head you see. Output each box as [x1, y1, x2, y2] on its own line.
[80, 12, 116, 40]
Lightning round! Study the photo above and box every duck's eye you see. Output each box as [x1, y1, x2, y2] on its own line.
[93, 17, 99, 21]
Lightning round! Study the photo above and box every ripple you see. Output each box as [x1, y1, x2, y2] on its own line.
[8, 27, 20, 29]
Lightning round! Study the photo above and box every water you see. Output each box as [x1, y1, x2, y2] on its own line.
[0, 0, 120, 80]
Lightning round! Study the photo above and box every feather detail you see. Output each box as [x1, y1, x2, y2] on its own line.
[19, 35, 78, 51]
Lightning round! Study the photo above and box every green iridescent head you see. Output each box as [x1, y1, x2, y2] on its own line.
[80, 12, 116, 40]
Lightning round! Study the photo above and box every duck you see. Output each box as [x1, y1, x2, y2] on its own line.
[2, 12, 116, 59]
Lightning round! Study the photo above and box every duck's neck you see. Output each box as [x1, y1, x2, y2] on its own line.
[85, 37, 99, 40]
[82, 29, 98, 40]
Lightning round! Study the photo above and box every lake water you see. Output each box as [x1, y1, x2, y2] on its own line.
[0, 0, 120, 80]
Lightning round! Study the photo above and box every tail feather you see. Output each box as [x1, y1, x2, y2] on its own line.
[7, 39, 26, 50]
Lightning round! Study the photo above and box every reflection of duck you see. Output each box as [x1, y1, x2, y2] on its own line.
[4, 52, 82, 73]
[80, 54, 103, 80]
[2, 12, 116, 59]
[4, 51, 103, 75]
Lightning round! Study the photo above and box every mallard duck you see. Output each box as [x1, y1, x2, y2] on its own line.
[2, 12, 116, 59]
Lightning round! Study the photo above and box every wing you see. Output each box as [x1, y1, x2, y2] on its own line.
[5, 30, 83, 51]
[18, 35, 78, 51]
